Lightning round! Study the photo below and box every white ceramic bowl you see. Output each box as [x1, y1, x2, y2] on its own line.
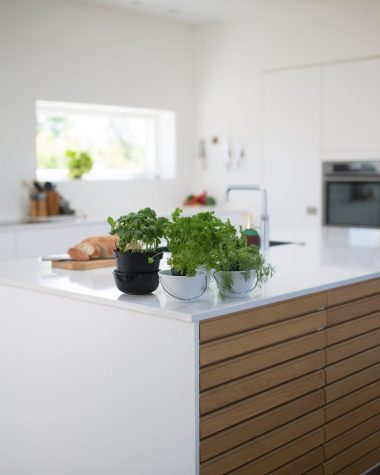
[214, 270, 257, 298]
[159, 270, 208, 301]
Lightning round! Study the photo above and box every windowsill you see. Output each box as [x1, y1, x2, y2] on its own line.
[36, 169, 171, 183]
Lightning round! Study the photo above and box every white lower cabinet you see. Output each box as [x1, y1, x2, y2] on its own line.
[0, 231, 17, 260]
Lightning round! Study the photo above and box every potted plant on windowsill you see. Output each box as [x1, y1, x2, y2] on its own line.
[107, 208, 168, 294]
[65, 150, 93, 179]
[214, 230, 274, 299]
[159, 208, 236, 301]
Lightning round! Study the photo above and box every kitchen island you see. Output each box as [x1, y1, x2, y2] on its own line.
[0, 226, 379, 475]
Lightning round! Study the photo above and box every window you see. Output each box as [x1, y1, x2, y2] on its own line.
[36, 100, 176, 181]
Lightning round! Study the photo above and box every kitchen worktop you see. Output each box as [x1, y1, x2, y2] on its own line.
[0, 214, 106, 232]
[0, 226, 379, 322]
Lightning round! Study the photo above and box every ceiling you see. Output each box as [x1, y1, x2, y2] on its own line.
[80, 0, 283, 25]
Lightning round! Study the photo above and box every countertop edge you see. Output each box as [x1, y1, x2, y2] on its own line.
[190, 271, 380, 322]
[1, 270, 379, 323]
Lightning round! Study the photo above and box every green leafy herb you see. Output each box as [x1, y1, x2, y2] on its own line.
[165, 208, 236, 277]
[215, 227, 274, 299]
[108, 208, 168, 253]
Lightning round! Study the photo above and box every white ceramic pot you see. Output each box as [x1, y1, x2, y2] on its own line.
[159, 269, 208, 301]
[214, 270, 257, 298]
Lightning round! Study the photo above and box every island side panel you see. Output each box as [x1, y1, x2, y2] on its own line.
[0, 285, 199, 475]
[199, 293, 328, 475]
[198, 278, 380, 475]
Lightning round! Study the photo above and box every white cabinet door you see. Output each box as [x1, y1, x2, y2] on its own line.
[263, 67, 321, 231]
[15, 223, 109, 258]
[0, 231, 17, 260]
[322, 58, 380, 159]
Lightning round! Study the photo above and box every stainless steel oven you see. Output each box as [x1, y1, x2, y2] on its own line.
[323, 161, 380, 227]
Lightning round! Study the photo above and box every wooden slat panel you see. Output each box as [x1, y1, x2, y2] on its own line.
[326, 380, 380, 423]
[228, 428, 324, 475]
[201, 332, 326, 391]
[200, 371, 325, 438]
[201, 351, 325, 414]
[200, 292, 327, 343]
[324, 430, 380, 475]
[328, 293, 380, 326]
[306, 467, 324, 475]
[201, 312, 326, 367]
[200, 410, 324, 475]
[200, 390, 325, 462]
[326, 312, 380, 346]
[325, 396, 380, 440]
[328, 278, 380, 307]
[325, 413, 380, 459]
[326, 328, 380, 364]
[325, 362, 380, 403]
[326, 346, 380, 384]
[335, 446, 380, 475]
[270, 447, 324, 475]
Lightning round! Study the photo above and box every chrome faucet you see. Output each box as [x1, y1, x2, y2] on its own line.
[226, 185, 270, 251]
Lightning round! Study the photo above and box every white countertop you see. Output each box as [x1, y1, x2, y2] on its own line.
[0, 226, 379, 323]
[0, 215, 107, 232]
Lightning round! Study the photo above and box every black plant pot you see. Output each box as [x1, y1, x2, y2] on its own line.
[113, 270, 159, 295]
[114, 247, 167, 274]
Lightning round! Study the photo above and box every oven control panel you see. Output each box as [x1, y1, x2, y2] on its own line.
[323, 161, 380, 176]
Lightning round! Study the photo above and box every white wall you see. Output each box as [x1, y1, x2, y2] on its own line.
[2, 0, 380, 227]
[0, 0, 196, 221]
[194, 0, 380, 227]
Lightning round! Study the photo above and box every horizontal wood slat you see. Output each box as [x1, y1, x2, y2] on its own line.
[326, 346, 380, 384]
[270, 447, 324, 475]
[325, 380, 380, 423]
[200, 292, 327, 343]
[227, 428, 324, 475]
[200, 371, 325, 439]
[326, 312, 380, 345]
[200, 312, 326, 366]
[305, 466, 325, 475]
[200, 332, 326, 391]
[335, 446, 380, 475]
[200, 390, 325, 462]
[201, 351, 325, 414]
[324, 413, 380, 459]
[325, 362, 380, 403]
[326, 328, 380, 364]
[200, 410, 324, 475]
[327, 292, 380, 326]
[323, 430, 380, 475]
[328, 278, 380, 307]
[325, 396, 380, 440]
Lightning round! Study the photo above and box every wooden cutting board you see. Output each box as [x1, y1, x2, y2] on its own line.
[52, 258, 116, 270]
